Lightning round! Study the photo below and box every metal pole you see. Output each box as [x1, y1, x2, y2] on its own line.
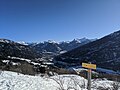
[87, 63, 91, 90]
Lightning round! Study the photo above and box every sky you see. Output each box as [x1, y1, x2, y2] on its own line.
[0, 0, 120, 42]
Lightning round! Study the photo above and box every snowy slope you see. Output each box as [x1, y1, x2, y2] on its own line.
[0, 71, 116, 90]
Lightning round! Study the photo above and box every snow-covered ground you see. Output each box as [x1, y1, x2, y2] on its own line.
[0, 71, 118, 90]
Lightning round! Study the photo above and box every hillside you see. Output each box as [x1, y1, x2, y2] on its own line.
[0, 39, 43, 75]
[0, 39, 40, 59]
[54, 30, 120, 72]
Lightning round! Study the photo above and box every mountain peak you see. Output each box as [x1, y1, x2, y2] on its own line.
[0, 39, 14, 44]
[30, 38, 95, 54]
[17, 41, 29, 45]
[47, 40, 57, 44]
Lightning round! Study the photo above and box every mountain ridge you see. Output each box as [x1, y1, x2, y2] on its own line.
[54, 30, 120, 72]
[28, 38, 96, 54]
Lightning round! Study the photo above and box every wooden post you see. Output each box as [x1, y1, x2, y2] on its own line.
[82, 62, 96, 90]
[87, 68, 91, 90]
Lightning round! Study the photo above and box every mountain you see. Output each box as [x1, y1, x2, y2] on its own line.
[0, 39, 40, 60]
[59, 38, 96, 51]
[30, 40, 62, 54]
[29, 38, 95, 54]
[0, 39, 44, 75]
[54, 30, 120, 72]
[0, 38, 95, 74]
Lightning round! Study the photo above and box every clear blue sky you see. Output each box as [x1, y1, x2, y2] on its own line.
[0, 0, 120, 42]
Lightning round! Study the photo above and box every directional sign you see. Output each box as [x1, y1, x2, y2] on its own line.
[82, 63, 96, 69]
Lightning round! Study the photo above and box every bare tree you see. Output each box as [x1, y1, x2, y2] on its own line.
[50, 76, 65, 90]
[70, 76, 86, 89]
[96, 81, 120, 90]
[91, 79, 110, 90]
[91, 78, 120, 90]
[67, 76, 78, 90]
[110, 81, 120, 90]
[49, 75, 87, 90]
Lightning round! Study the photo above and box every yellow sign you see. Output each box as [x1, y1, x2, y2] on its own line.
[82, 63, 96, 69]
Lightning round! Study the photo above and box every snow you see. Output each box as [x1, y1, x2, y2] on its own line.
[11, 62, 19, 66]
[0, 71, 117, 90]
[2, 60, 20, 66]
[8, 56, 31, 63]
[46, 40, 57, 44]
[2, 60, 10, 64]
[7, 56, 41, 66]
[73, 38, 81, 43]
[42, 62, 54, 65]
[59, 41, 70, 44]
[0, 39, 11, 43]
[60, 50, 67, 54]
[91, 79, 113, 89]
[17, 41, 29, 45]
[0, 71, 57, 90]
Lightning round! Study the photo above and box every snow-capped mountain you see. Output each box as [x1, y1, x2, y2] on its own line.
[17, 41, 29, 45]
[31, 41, 62, 54]
[29, 38, 96, 54]
[59, 38, 96, 51]
[54, 30, 120, 72]
[0, 39, 14, 44]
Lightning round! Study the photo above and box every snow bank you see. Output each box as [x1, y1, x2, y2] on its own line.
[0, 71, 116, 90]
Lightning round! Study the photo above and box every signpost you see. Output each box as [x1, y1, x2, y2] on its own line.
[82, 62, 96, 90]
[82, 63, 96, 69]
